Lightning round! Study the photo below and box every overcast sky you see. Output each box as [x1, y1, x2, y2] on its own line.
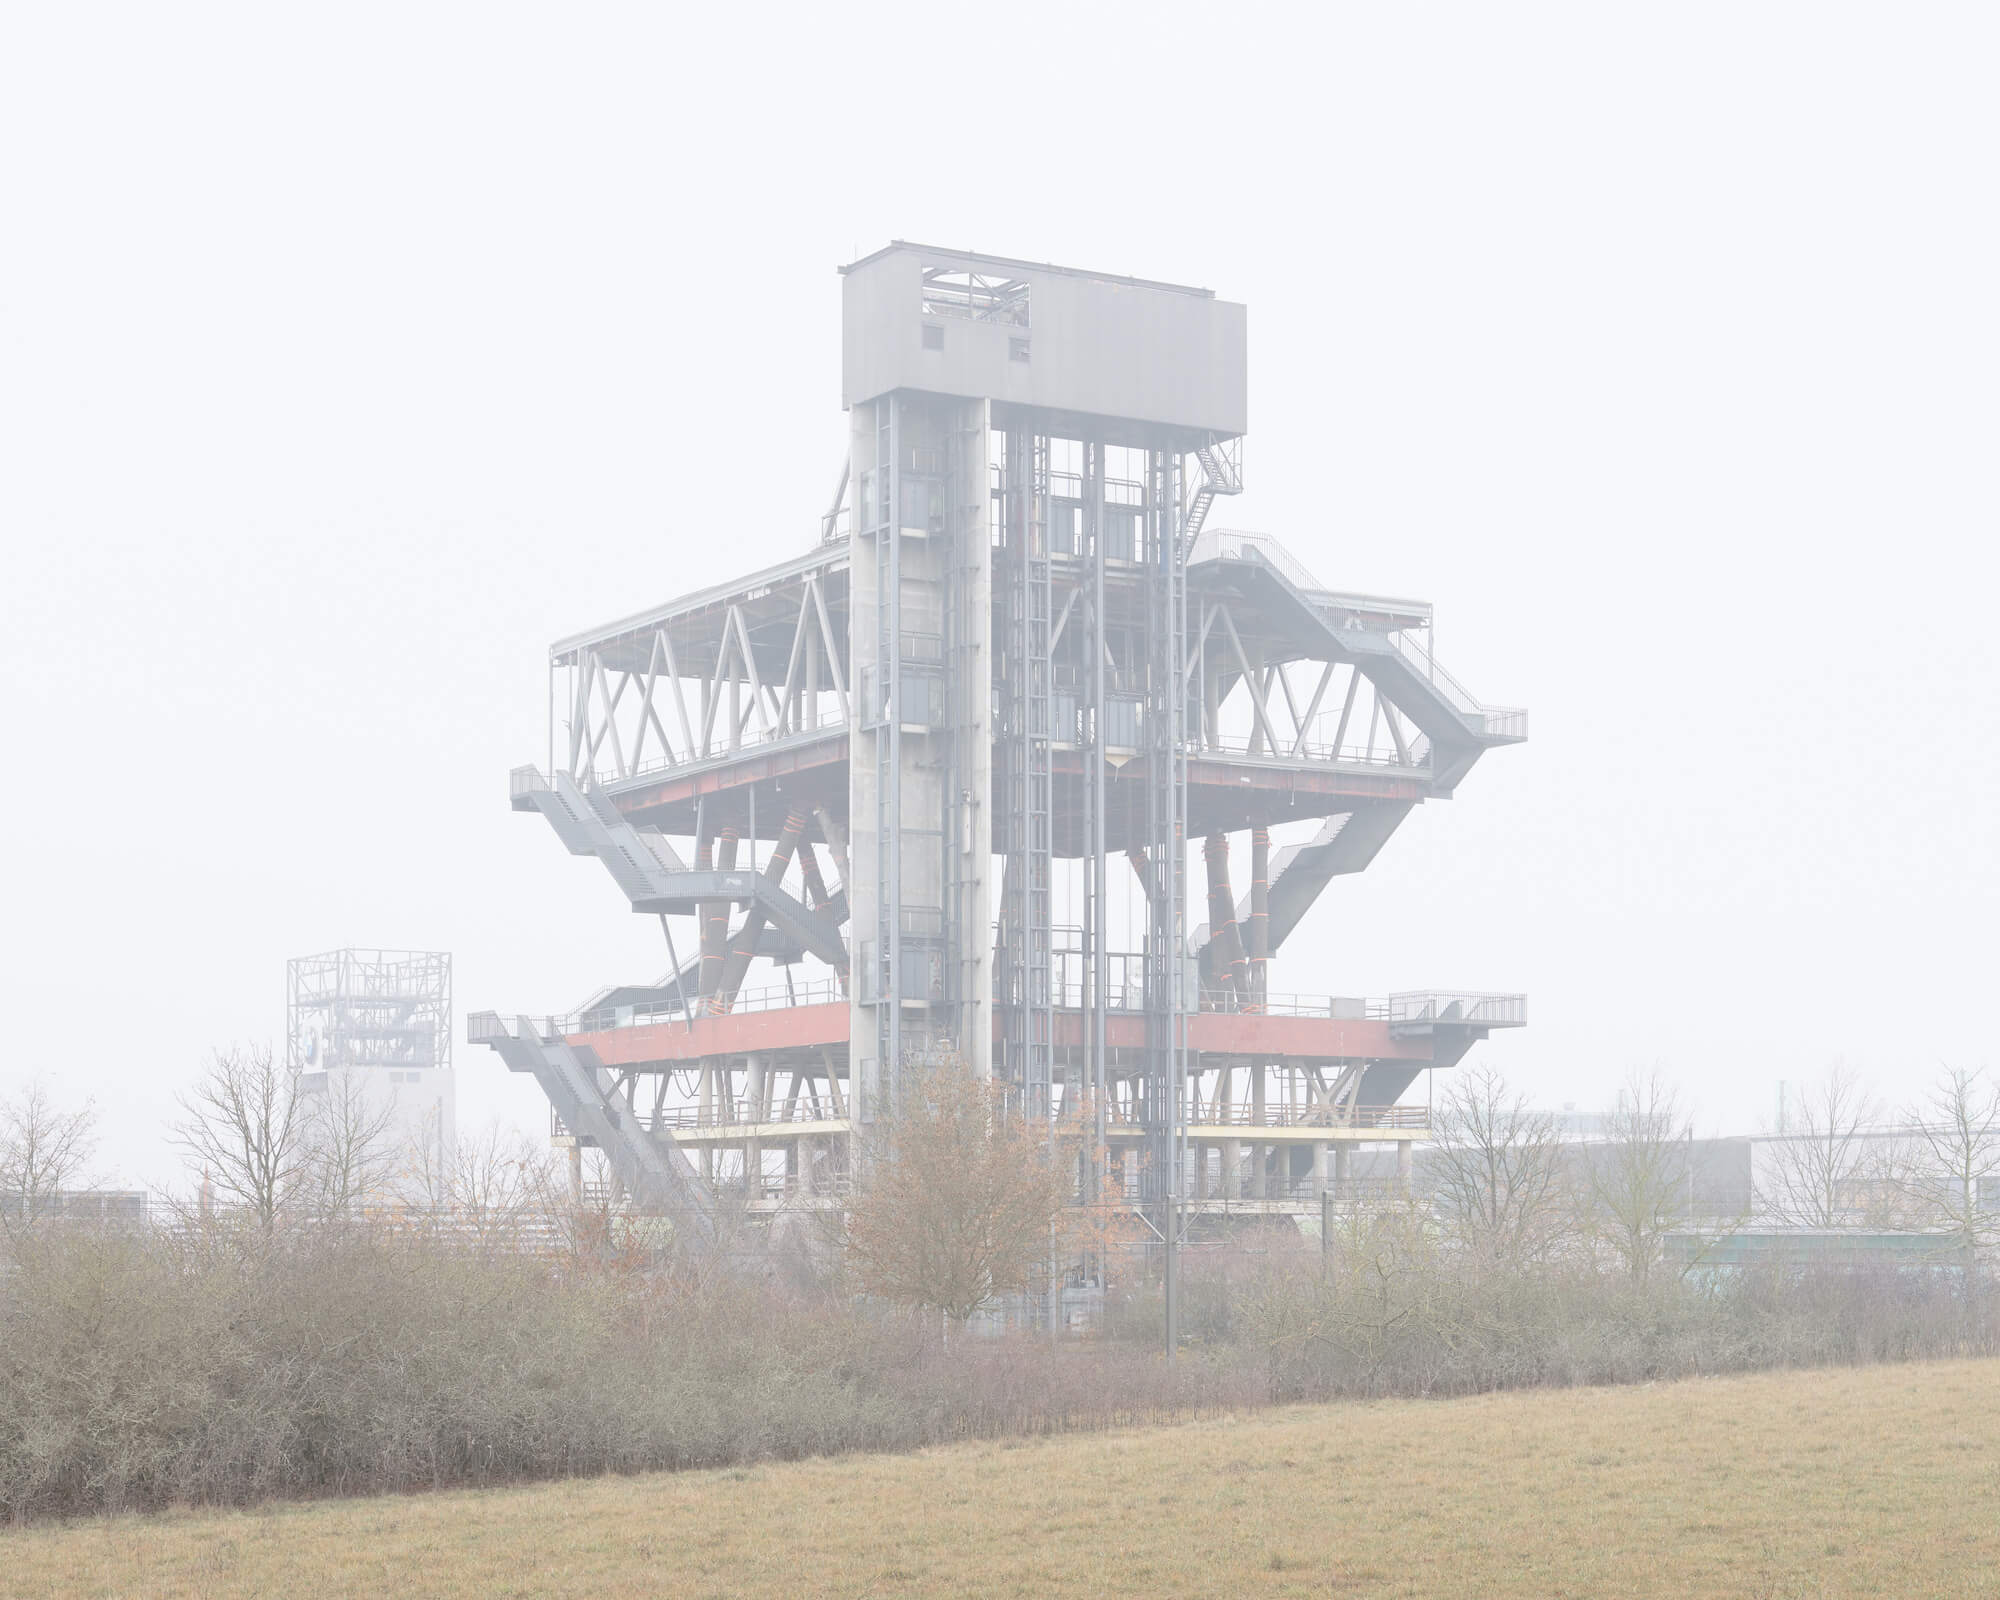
[4, 5, 1995, 1189]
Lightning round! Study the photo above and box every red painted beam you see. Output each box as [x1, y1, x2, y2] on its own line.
[609, 734, 1425, 822]
[569, 1001, 1439, 1072]
[572, 1002, 848, 1066]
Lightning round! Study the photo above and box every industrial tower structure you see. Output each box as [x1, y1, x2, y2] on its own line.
[289, 947, 456, 1187]
[472, 245, 1526, 1295]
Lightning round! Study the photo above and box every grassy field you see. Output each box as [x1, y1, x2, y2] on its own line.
[9, 1359, 1999, 1599]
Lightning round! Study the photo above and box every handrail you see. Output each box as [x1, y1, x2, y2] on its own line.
[1197, 731, 1432, 771]
[520, 979, 849, 1039]
[1384, 990, 1527, 1026]
[1170, 1104, 1432, 1131]
[577, 719, 848, 793]
[645, 1101, 848, 1131]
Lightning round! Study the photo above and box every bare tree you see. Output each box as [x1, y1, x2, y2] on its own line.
[1758, 1062, 1883, 1227]
[298, 1070, 399, 1218]
[844, 1052, 1066, 1327]
[0, 1079, 98, 1233]
[173, 1045, 309, 1230]
[1897, 1067, 2000, 1282]
[438, 1121, 548, 1251]
[1587, 1066, 1694, 1284]
[394, 1101, 453, 1213]
[1429, 1064, 1573, 1264]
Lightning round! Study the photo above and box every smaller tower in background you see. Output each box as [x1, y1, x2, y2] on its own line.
[287, 948, 455, 1200]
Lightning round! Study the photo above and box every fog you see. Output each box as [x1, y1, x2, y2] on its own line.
[3, 5, 1994, 1191]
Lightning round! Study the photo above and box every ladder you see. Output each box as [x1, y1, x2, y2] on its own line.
[1001, 429, 1055, 1125]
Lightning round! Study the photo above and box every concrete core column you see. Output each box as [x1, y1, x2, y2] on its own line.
[1397, 1140, 1414, 1193]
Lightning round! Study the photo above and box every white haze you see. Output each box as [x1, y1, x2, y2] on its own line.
[2, 5, 1994, 1190]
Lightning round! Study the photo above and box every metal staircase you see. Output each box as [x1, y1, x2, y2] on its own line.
[468, 1011, 715, 1244]
[1179, 438, 1243, 556]
[1191, 802, 1415, 962]
[510, 767, 844, 965]
[1187, 533, 1524, 794]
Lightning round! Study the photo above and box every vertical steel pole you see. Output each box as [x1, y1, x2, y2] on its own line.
[1090, 441, 1108, 1186]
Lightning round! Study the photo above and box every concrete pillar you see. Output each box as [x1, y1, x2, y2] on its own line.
[1333, 1141, 1351, 1197]
[1397, 1140, 1414, 1193]
[1312, 1140, 1328, 1199]
[1222, 1139, 1241, 1201]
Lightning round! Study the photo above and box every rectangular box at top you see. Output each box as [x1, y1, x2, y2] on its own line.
[840, 244, 1247, 442]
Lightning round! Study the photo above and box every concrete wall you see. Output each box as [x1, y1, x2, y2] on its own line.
[298, 1064, 456, 1203]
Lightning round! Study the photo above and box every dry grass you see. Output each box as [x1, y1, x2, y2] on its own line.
[10, 1358, 2000, 1599]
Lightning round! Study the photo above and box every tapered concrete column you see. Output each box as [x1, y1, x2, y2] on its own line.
[1397, 1140, 1414, 1192]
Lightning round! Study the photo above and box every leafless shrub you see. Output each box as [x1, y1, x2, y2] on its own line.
[10, 1055, 2000, 1524]
[0, 1214, 1252, 1522]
